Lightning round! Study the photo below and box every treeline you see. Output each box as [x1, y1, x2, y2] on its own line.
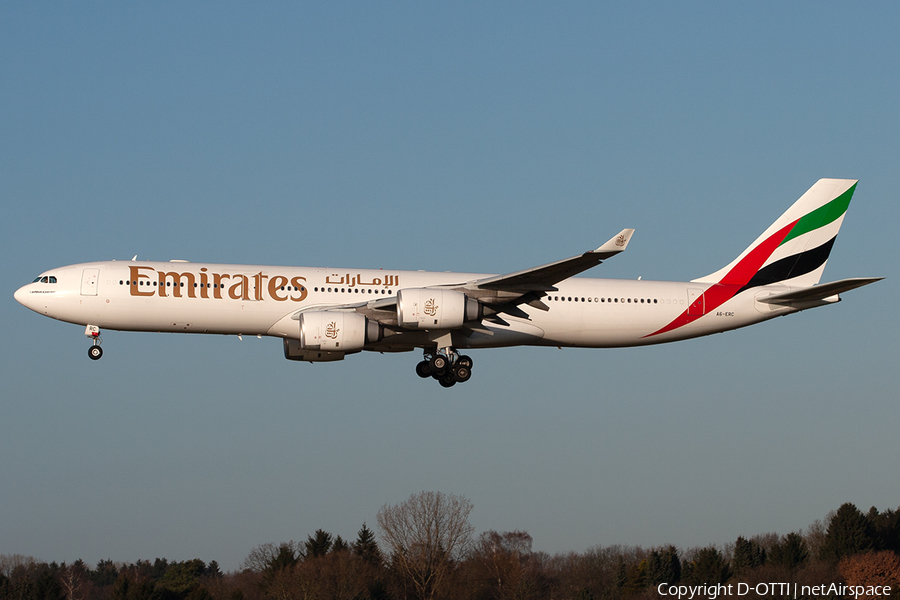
[2, 498, 899, 600]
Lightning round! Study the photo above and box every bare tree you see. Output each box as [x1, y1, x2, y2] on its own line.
[240, 541, 301, 573]
[377, 491, 474, 600]
[470, 530, 536, 600]
[0, 554, 37, 577]
[58, 562, 89, 600]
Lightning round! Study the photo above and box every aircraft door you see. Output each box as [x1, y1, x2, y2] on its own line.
[81, 268, 100, 296]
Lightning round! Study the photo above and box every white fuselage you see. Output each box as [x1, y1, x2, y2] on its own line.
[14, 260, 797, 352]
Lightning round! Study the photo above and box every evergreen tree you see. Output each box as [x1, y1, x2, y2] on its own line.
[867, 506, 900, 553]
[331, 535, 349, 553]
[353, 522, 383, 566]
[659, 546, 681, 584]
[615, 558, 628, 591]
[206, 560, 222, 578]
[646, 548, 681, 587]
[732, 537, 765, 575]
[268, 543, 299, 573]
[820, 503, 874, 561]
[623, 560, 647, 596]
[305, 529, 333, 558]
[769, 532, 808, 569]
[92, 559, 120, 586]
[575, 588, 596, 600]
[151, 557, 169, 579]
[687, 547, 730, 585]
[646, 552, 663, 587]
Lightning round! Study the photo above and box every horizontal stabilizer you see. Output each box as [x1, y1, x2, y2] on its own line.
[758, 277, 883, 305]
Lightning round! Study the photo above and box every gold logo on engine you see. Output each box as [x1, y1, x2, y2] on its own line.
[325, 322, 340, 338]
[424, 298, 438, 316]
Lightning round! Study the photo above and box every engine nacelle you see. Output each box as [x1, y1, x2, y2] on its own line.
[283, 339, 345, 362]
[397, 288, 482, 329]
[299, 311, 382, 352]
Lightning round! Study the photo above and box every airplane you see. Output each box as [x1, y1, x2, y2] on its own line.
[14, 178, 881, 388]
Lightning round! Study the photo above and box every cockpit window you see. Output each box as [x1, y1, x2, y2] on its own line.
[32, 276, 57, 284]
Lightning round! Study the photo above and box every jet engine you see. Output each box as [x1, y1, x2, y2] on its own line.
[283, 339, 345, 362]
[299, 311, 382, 352]
[397, 288, 483, 329]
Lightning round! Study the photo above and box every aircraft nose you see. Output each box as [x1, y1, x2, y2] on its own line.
[14, 284, 30, 307]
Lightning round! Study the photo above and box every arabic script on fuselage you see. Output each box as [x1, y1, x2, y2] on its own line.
[324, 273, 400, 288]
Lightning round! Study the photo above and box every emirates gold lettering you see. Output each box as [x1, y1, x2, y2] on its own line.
[129, 266, 156, 297]
[159, 271, 196, 298]
[199, 268, 210, 299]
[228, 276, 249, 300]
[268, 275, 288, 301]
[129, 266, 309, 303]
[213, 273, 229, 299]
[289, 277, 308, 302]
[253, 272, 267, 301]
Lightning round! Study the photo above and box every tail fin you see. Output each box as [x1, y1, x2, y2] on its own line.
[693, 178, 857, 291]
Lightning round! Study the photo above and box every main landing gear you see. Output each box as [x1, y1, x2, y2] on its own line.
[415, 349, 473, 388]
[85, 324, 103, 360]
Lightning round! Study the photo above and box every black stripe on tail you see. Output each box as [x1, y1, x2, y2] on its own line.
[736, 237, 836, 295]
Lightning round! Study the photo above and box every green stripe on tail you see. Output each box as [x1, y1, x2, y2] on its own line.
[780, 182, 856, 246]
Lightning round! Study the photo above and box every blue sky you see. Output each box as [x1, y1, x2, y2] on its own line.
[2, 2, 897, 571]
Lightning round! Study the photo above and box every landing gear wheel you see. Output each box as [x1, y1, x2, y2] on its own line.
[430, 354, 449, 374]
[88, 345, 103, 360]
[415, 360, 432, 378]
[417, 348, 473, 386]
[452, 365, 471, 383]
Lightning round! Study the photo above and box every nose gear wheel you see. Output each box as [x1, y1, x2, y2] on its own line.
[86, 326, 103, 360]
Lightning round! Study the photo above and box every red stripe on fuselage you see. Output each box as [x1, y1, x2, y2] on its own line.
[644, 219, 798, 338]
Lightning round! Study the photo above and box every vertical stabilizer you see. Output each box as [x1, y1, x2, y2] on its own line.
[692, 178, 857, 290]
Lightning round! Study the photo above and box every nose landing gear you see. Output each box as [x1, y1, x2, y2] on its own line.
[415, 349, 473, 388]
[85, 324, 103, 360]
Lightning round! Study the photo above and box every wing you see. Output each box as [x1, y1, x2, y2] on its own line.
[290, 228, 635, 327]
[448, 228, 635, 318]
[465, 228, 635, 294]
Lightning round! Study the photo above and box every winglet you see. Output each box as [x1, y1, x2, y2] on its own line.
[592, 228, 635, 258]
